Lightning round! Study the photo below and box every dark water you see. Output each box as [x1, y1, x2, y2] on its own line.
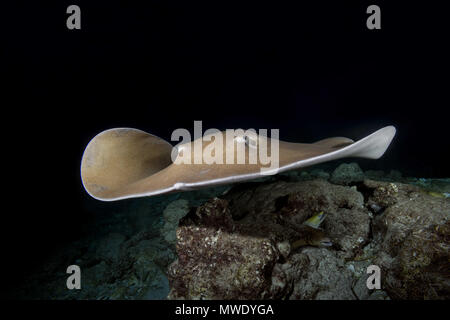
[3, 1, 449, 299]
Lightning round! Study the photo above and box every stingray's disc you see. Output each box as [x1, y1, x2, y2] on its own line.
[81, 126, 396, 201]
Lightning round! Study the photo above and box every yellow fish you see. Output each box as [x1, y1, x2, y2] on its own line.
[303, 211, 326, 229]
[428, 191, 446, 199]
[290, 212, 332, 250]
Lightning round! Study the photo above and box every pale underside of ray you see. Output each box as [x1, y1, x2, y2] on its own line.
[81, 126, 396, 201]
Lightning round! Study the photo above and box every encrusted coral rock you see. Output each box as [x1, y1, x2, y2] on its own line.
[365, 180, 400, 209]
[95, 232, 126, 262]
[286, 248, 356, 299]
[161, 199, 190, 246]
[367, 180, 450, 299]
[168, 198, 279, 299]
[168, 180, 373, 299]
[310, 168, 331, 180]
[266, 180, 370, 259]
[168, 177, 450, 300]
[330, 162, 364, 185]
[14, 171, 449, 300]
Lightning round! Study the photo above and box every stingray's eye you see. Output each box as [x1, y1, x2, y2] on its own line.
[244, 135, 257, 148]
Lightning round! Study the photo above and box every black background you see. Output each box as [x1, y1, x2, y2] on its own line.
[3, 1, 449, 297]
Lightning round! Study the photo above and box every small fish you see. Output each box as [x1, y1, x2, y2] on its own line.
[303, 211, 326, 229]
[290, 211, 333, 250]
[427, 191, 448, 199]
[290, 227, 333, 250]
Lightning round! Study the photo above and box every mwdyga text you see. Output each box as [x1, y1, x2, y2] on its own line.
[175, 304, 274, 317]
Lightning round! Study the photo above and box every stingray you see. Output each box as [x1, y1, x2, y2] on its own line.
[81, 126, 396, 201]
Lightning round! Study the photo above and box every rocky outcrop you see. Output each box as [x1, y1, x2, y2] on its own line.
[12, 163, 450, 300]
[330, 162, 365, 185]
[366, 180, 450, 299]
[161, 199, 191, 246]
[95, 233, 126, 262]
[168, 178, 450, 300]
[168, 198, 279, 299]
[168, 180, 373, 299]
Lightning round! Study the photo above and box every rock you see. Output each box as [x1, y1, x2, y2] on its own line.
[128, 257, 168, 299]
[168, 177, 449, 300]
[286, 248, 356, 300]
[275, 180, 370, 259]
[95, 233, 126, 262]
[365, 180, 401, 211]
[368, 290, 390, 300]
[163, 199, 190, 224]
[128, 237, 176, 272]
[97, 231, 174, 300]
[161, 199, 191, 246]
[366, 180, 450, 299]
[168, 179, 373, 299]
[12, 170, 449, 301]
[276, 241, 291, 260]
[141, 264, 170, 300]
[309, 168, 330, 180]
[352, 273, 371, 300]
[83, 261, 109, 287]
[168, 198, 279, 299]
[330, 163, 365, 185]
[412, 178, 450, 194]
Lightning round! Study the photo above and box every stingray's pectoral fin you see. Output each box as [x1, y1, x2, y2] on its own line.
[316, 126, 396, 159]
[313, 137, 355, 149]
[80, 125, 397, 202]
[80, 128, 174, 200]
[310, 126, 396, 165]
[284, 126, 396, 177]
[340, 126, 397, 159]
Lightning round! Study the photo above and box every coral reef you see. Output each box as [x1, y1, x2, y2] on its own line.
[168, 180, 373, 299]
[366, 180, 450, 299]
[161, 199, 190, 246]
[167, 173, 449, 300]
[11, 188, 227, 300]
[11, 165, 449, 300]
[330, 162, 365, 185]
